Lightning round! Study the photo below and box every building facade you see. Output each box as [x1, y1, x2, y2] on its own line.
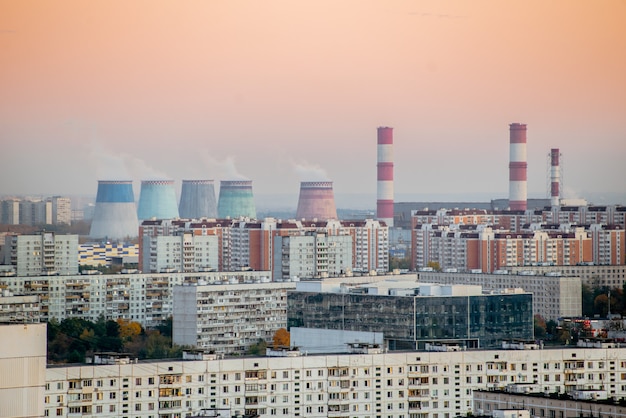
[288, 281, 534, 349]
[416, 271, 582, 321]
[3, 232, 79, 276]
[41, 346, 626, 418]
[173, 281, 296, 355]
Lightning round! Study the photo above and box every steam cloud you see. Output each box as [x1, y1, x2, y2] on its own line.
[200, 155, 249, 181]
[292, 160, 330, 181]
[89, 141, 170, 181]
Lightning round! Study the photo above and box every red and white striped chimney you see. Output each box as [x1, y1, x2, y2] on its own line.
[509, 123, 527, 211]
[550, 148, 560, 208]
[377, 126, 394, 226]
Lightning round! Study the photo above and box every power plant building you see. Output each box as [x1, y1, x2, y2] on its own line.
[178, 179, 218, 219]
[295, 181, 338, 220]
[89, 180, 139, 239]
[217, 180, 256, 219]
[137, 180, 179, 221]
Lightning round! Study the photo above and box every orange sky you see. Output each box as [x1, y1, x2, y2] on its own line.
[1, 1, 625, 205]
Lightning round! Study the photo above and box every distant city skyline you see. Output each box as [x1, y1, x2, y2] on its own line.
[1, 1, 625, 203]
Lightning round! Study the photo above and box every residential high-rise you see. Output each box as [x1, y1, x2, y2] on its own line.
[509, 123, 528, 211]
[51, 196, 71, 225]
[3, 232, 79, 276]
[377, 126, 394, 226]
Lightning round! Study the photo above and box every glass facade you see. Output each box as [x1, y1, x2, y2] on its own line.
[288, 291, 533, 349]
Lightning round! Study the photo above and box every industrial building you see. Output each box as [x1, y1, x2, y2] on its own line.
[78, 242, 139, 267]
[288, 279, 534, 350]
[89, 180, 139, 239]
[38, 345, 626, 418]
[415, 270, 581, 321]
[179, 179, 218, 219]
[295, 181, 338, 221]
[2, 232, 79, 276]
[137, 180, 179, 221]
[218, 180, 257, 219]
[173, 280, 296, 355]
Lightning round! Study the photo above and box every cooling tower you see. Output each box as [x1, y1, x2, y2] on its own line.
[377, 126, 394, 226]
[137, 180, 179, 220]
[217, 180, 257, 219]
[296, 181, 338, 220]
[179, 179, 218, 219]
[550, 148, 561, 208]
[89, 180, 139, 239]
[509, 123, 528, 211]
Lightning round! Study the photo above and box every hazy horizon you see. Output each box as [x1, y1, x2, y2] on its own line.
[2, 1, 625, 200]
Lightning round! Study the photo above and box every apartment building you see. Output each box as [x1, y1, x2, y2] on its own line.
[51, 196, 72, 225]
[506, 265, 626, 288]
[0, 290, 40, 323]
[3, 232, 79, 276]
[41, 345, 626, 418]
[415, 271, 581, 321]
[272, 233, 353, 281]
[173, 281, 296, 355]
[0, 270, 272, 327]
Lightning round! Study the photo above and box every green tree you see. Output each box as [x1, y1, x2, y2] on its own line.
[427, 261, 442, 272]
[247, 339, 268, 355]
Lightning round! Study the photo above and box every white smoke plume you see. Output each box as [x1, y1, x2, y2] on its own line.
[89, 141, 170, 181]
[200, 155, 249, 181]
[292, 160, 330, 181]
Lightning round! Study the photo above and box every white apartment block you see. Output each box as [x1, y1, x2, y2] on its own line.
[3, 232, 79, 276]
[416, 271, 581, 321]
[173, 281, 296, 355]
[272, 233, 353, 281]
[142, 232, 219, 273]
[0, 271, 272, 328]
[349, 219, 389, 273]
[19, 199, 52, 225]
[41, 346, 626, 418]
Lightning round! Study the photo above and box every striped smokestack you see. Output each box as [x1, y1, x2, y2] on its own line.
[377, 126, 394, 226]
[550, 148, 561, 208]
[89, 180, 139, 239]
[137, 180, 179, 220]
[179, 179, 217, 219]
[217, 180, 257, 219]
[509, 123, 528, 211]
[296, 181, 338, 220]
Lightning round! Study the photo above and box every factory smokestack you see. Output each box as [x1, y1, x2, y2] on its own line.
[179, 179, 217, 219]
[550, 148, 561, 208]
[89, 180, 139, 239]
[509, 123, 527, 211]
[296, 181, 338, 220]
[217, 180, 257, 219]
[137, 180, 179, 220]
[377, 126, 394, 226]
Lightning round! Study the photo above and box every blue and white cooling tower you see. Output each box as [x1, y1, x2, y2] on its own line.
[217, 180, 257, 219]
[137, 180, 179, 220]
[89, 180, 139, 239]
[179, 179, 218, 219]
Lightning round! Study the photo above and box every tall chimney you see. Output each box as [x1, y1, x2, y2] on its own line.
[550, 148, 560, 208]
[377, 126, 394, 226]
[509, 123, 527, 211]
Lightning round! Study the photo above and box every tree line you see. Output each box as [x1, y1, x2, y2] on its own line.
[47, 316, 186, 363]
